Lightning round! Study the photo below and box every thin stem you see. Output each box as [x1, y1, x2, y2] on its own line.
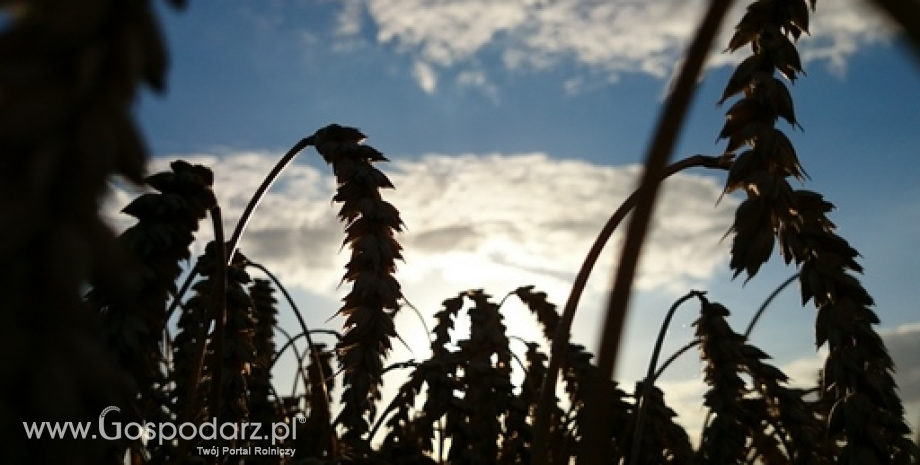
[169, 209, 227, 465]
[400, 297, 434, 347]
[289, 336, 344, 400]
[382, 360, 419, 376]
[531, 155, 728, 462]
[164, 136, 308, 330]
[248, 261, 338, 458]
[743, 273, 799, 339]
[366, 362, 424, 442]
[629, 290, 705, 465]
[653, 340, 700, 382]
[271, 329, 341, 369]
[178, 210, 221, 426]
[272, 325, 300, 370]
[227, 137, 312, 265]
[692, 273, 798, 453]
[292, 343, 317, 399]
[165, 286, 193, 324]
[506, 335, 534, 379]
[580, 0, 735, 460]
[699, 410, 713, 451]
[207, 208, 227, 446]
[166, 265, 198, 325]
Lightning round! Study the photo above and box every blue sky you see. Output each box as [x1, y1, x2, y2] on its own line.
[124, 0, 920, 441]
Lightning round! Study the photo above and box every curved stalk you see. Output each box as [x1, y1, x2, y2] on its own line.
[629, 290, 705, 465]
[165, 138, 312, 332]
[248, 261, 338, 458]
[743, 273, 799, 339]
[166, 266, 199, 325]
[400, 298, 434, 347]
[227, 138, 312, 264]
[272, 325, 300, 370]
[272, 329, 342, 369]
[652, 340, 701, 382]
[531, 155, 728, 461]
[579, 1, 735, 460]
[292, 343, 326, 399]
[208, 208, 227, 449]
[366, 362, 426, 443]
[171, 207, 226, 465]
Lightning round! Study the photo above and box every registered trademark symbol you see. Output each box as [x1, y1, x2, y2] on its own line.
[296, 416, 306, 424]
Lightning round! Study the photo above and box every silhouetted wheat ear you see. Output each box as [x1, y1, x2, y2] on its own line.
[310, 124, 405, 453]
[509, 342, 550, 465]
[168, 253, 216, 457]
[719, 1, 917, 461]
[455, 290, 514, 463]
[89, 160, 215, 461]
[694, 295, 833, 464]
[379, 364, 427, 453]
[294, 342, 337, 459]
[248, 277, 280, 453]
[622, 382, 694, 465]
[205, 243, 257, 429]
[169, 242, 259, 464]
[414, 295, 466, 456]
[0, 1, 181, 463]
[694, 296, 761, 464]
[514, 286, 631, 462]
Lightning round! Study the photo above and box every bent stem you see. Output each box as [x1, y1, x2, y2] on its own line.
[227, 137, 312, 264]
[272, 329, 342, 370]
[171, 206, 226, 465]
[629, 290, 705, 465]
[531, 155, 728, 462]
[249, 261, 339, 458]
[208, 208, 228, 430]
[652, 340, 701, 382]
[628, 273, 799, 454]
[650, 273, 799, 384]
[579, 0, 735, 461]
[743, 273, 799, 339]
[164, 138, 313, 332]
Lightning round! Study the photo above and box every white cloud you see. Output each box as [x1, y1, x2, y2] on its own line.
[455, 69, 499, 101]
[106, 150, 919, 441]
[105, 150, 739, 311]
[413, 61, 438, 93]
[333, 0, 896, 92]
[335, 0, 365, 36]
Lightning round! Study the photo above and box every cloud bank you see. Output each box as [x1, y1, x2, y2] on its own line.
[333, 0, 895, 93]
[105, 150, 738, 310]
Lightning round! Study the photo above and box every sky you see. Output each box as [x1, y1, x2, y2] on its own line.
[117, 0, 920, 444]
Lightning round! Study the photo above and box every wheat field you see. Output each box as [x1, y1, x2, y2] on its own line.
[1, 0, 918, 464]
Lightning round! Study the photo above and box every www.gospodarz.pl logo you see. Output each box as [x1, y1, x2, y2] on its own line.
[23, 405, 306, 447]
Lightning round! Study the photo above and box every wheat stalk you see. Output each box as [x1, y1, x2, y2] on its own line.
[532, 154, 730, 461]
[581, 0, 737, 459]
